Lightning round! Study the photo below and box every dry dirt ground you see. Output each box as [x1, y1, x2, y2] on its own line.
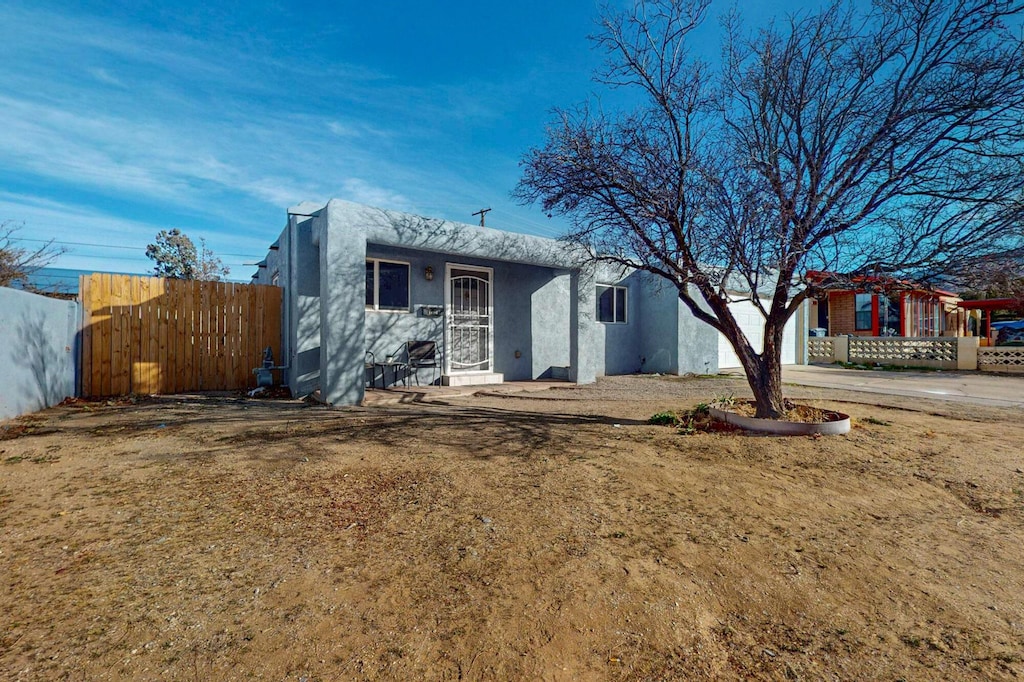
[1, 375, 1023, 681]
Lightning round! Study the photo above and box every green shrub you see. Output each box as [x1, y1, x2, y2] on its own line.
[648, 411, 680, 426]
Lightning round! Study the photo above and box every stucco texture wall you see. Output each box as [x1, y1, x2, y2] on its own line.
[0, 288, 79, 420]
[676, 286, 719, 375]
[593, 268, 643, 376]
[631, 275, 719, 375]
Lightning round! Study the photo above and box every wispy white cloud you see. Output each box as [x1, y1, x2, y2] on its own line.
[0, 192, 183, 273]
[87, 67, 126, 88]
[326, 121, 359, 137]
[0, 0, 573, 267]
[337, 179, 412, 211]
[0, 191, 269, 274]
[325, 120, 392, 139]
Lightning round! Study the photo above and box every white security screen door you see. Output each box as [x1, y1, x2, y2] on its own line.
[445, 265, 493, 373]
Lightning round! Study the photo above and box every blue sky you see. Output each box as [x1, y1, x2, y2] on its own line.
[0, 0, 799, 278]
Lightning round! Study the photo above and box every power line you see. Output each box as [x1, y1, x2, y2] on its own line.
[411, 204, 563, 238]
[8, 236, 262, 259]
[41, 253, 253, 270]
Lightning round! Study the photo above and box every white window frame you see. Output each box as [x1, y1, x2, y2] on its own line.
[365, 258, 411, 312]
[596, 284, 628, 324]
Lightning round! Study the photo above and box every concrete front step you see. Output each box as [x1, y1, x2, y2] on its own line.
[361, 379, 572, 406]
[441, 372, 504, 387]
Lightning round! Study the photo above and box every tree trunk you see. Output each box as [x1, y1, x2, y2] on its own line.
[728, 321, 788, 419]
[745, 355, 786, 419]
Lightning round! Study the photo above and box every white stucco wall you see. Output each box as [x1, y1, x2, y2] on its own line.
[0, 287, 79, 420]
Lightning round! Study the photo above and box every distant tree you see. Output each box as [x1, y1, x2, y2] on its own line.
[0, 221, 67, 288]
[145, 229, 229, 281]
[957, 248, 1024, 312]
[194, 238, 230, 281]
[517, 0, 1024, 418]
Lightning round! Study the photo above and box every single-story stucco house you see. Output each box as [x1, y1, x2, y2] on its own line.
[251, 200, 806, 405]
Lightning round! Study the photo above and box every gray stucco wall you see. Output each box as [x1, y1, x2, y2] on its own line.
[529, 272, 572, 379]
[256, 211, 323, 398]
[632, 273, 719, 375]
[593, 266, 644, 376]
[0, 287, 79, 420]
[291, 218, 321, 396]
[637, 273, 680, 374]
[676, 286, 720, 375]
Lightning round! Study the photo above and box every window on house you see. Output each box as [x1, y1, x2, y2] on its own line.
[878, 295, 900, 336]
[271, 270, 280, 287]
[597, 285, 627, 323]
[365, 259, 410, 311]
[855, 293, 872, 331]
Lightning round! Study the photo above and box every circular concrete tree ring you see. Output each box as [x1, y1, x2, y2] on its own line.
[709, 406, 851, 436]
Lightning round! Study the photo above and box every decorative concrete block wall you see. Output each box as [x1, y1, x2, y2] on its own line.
[807, 335, 1023, 373]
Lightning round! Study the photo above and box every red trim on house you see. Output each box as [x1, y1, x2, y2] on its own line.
[899, 292, 907, 336]
[827, 291, 835, 336]
[956, 298, 1017, 311]
[871, 295, 880, 336]
[805, 270, 959, 298]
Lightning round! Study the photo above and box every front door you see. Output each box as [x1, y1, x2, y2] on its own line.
[445, 265, 493, 374]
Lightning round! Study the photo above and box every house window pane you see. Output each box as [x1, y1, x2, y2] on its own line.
[377, 261, 409, 310]
[597, 285, 626, 323]
[879, 296, 900, 336]
[597, 286, 614, 322]
[365, 262, 375, 307]
[855, 293, 872, 331]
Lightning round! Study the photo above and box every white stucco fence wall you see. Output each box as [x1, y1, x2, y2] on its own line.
[0, 287, 79, 421]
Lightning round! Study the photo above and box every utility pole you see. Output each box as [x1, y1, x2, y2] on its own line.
[472, 208, 491, 227]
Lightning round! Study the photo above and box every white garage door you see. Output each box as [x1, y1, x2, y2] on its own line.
[718, 299, 797, 369]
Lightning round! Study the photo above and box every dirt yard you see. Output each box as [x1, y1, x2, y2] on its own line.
[1, 375, 1022, 680]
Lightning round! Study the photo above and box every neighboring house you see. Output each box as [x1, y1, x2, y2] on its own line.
[956, 298, 1023, 345]
[806, 271, 967, 337]
[251, 200, 804, 406]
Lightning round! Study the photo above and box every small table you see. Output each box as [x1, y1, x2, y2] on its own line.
[373, 360, 408, 389]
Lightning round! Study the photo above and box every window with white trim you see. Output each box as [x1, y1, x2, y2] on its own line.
[365, 259, 410, 311]
[596, 285, 627, 323]
[855, 293, 873, 331]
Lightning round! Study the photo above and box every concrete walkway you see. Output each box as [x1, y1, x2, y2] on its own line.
[362, 369, 1024, 409]
[773, 364, 1024, 408]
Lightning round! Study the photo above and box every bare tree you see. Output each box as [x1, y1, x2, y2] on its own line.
[517, 0, 1024, 418]
[0, 221, 67, 288]
[193, 237, 230, 281]
[146, 229, 229, 281]
[957, 247, 1024, 310]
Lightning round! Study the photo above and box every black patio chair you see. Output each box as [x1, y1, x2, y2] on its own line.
[364, 350, 377, 388]
[406, 340, 440, 386]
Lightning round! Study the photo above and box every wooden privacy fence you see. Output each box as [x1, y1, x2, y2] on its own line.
[80, 274, 282, 396]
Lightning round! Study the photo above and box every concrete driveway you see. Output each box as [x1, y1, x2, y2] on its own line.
[766, 364, 1024, 408]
